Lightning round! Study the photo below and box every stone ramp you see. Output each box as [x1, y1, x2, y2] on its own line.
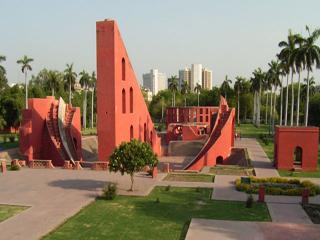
[81, 136, 98, 161]
[186, 218, 320, 240]
[0, 148, 21, 164]
[158, 156, 195, 170]
[167, 140, 204, 156]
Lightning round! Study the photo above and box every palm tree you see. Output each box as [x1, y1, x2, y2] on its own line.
[194, 83, 202, 106]
[250, 68, 265, 127]
[64, 63, 77, 104]
[299, 26, 320, 126]
[221, 75, 232, 100]
[181, 80, 190, 107]
[17, 55, 34, 109]
[234, 76, 245, 125]
[79, 70, 90, 129]
[0, 55, 6, 74]
[302, 77, 316, 100]
[267, 60, 281, 131]
[89, 71, 96, 129]
[278, 30, 303, 126]
[168, 75, 179, 107]
[47, 70, 60, 96]
[0, 55, 7, 90]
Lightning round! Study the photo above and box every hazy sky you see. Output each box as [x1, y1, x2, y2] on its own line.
[1, 0, 320, 86]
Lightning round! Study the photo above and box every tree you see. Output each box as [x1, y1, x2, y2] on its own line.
[47, 70, 60, 96]
[194, 83, 202, 106]
[17, 55, 34, 109]
[79, 70, 90, 129]
[89, 71, 96, 129]
[221, 75, 232, 100]
[181, 80, 190, 107]
[299, 26, 320, 126]
[109, 139, 158, 191]
[64, 63, 77, 104]
[278, 30, 303, 126]
[250, 68, 265, 127]
[168, 75, 178, 107]
[234, 76, 245, 125]
[0, 55, 8, 91]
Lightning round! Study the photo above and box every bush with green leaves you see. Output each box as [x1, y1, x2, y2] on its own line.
[109, 139, 158, 191]
[235, 177, 320, 196]
[102, 183, 117, 200]
[10, 164, 20, 171]
[246, 194, 254, 208]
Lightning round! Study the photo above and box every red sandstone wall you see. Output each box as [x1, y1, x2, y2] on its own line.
[96, 20, 161, 161]
[275, 127, 319, 171]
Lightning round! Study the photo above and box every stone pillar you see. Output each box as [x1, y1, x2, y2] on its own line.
[74, 161, 83, 170]
[152, 166, 158, 178]
[302, 188, 309, 205]
[258, 185, 265, 203]
[63, 160, 71, 169]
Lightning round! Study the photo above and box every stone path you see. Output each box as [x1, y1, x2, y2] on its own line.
[186, 218, 320, 240]
[0, 168, 165, 240]
[267, 203, 312, 224]
[235, 138, 279, 177]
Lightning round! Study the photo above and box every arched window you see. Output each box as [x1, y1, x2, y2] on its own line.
[150, 131, 153, 146]
[294, 146, 303, 165]
[122, 89, 126, 113]
[144, 123, 147, 142]
[122, 58, 126, 81]
[130, 125, 134, 140]
[130, 87, 133, 113]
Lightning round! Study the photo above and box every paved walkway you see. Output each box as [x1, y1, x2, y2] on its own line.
[0, 168, 165, 240]
[186, 218, 320, 240]
[235, 138, 279, 177]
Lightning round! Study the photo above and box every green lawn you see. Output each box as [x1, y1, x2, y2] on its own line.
[0, 204, 28, 222]
[236, 123, 320, 178]
[43, 187, 270, 240]
[81, 128, 97, 136]
[209, 165, 255, 176]
[164, 173, 215, 182]
[0, 134, 19, 150]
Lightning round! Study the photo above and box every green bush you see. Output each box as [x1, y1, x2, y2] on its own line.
[102, 183, 117, 200]
[9, 135, 15, 142]
[235, 177, 320, 196]
[10, 165, 20, 171]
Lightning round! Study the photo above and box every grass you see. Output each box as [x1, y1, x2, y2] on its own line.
[236, 123, 320, 178]
[164, 173, 215, 182]
[0, 204, 28, 222]
[209, 165, 255, 176]
[43, 187, 271, 240]
[302, 204, 320, 224]
[0, 134, 19, 150]
[81, 128, 97, 136]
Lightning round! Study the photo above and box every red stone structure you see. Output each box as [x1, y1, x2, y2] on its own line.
[96, 19, 161, 162]
[274, 126, 319, 171]
[19, 96, 82, 167]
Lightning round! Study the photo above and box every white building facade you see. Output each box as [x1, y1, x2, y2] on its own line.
[179, 64, 212, 91]
[142, 69, 167, 95]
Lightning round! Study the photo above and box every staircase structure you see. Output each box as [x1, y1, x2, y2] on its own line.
[184, 97, 235, 170]
[20, 96, 82, 167]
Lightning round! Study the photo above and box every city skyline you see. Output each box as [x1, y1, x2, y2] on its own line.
[1, 0, 320, 87]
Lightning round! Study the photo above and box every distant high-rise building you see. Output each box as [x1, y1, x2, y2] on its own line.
[179, 64, 212, 91]
[191, 64, 202, 91]
[142, 69, 167, 95]
[202, 68, 212, 90]
[178, 68, 191, 89]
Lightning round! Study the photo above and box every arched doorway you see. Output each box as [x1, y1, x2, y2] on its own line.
[216, 156, 223, 164]
[294, 146, 303, 166]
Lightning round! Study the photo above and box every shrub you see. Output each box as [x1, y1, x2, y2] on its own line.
[102, 183, 117, 200]
[9, 135, 15, 143]
[235, 177, 320, 196]
[165, 185, 171, 191]
[155, 197, 160, 203]
[10, 165, 20, 171]
[246, 194, 254, 208]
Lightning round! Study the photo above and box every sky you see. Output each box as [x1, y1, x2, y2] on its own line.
[1, 0, 320, 86]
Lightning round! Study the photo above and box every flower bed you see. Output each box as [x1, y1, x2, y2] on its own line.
[235, 177, 320, 196]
